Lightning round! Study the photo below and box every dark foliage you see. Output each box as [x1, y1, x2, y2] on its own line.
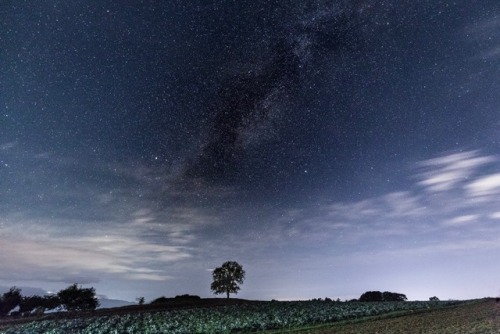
[10, 293, 60, 317]
[43, 295, 61, 311]
[19, 295, 45, 315]
[359, 291, 407, 302]
[210, 261, 245, 299]
[429, 296, 440, 301]
[57, 284, 99, 311]
[150, 295, 201, 305]
[359, 291, 383, 302]
[0, 287, 22, 317]
[382, 291, 407, 301]
[150, 297, 169, 305]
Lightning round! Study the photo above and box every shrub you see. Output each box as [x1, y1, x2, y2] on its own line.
[57, 284, 99, 311]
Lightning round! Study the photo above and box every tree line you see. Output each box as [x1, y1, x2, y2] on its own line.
[2, 261, 429, 319]
[0, 260, 243, 318]
[358, 291, 408, 302]
[0, 284, 99, 317]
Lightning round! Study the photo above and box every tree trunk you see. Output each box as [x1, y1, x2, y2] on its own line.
[226, 290, 229, 299]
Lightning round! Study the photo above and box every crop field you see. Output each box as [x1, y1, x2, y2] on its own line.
[289, 299, 500, 334]
[0, 299, 468, 334]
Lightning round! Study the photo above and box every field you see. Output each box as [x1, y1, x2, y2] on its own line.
[0, 299, 497, 334]
[293, 298, 500, 334]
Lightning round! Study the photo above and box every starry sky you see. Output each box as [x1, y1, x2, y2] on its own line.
[1, 0, 500, 303]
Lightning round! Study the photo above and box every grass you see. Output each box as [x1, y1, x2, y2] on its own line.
[263, 299, 500, 334]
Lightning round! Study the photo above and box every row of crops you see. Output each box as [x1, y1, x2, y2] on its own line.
[0, 300, 461, 334]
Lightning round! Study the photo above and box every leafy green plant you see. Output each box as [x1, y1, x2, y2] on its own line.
[0, 300, 464, 334]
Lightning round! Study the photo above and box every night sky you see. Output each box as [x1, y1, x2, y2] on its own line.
[1, 0, 500, 303]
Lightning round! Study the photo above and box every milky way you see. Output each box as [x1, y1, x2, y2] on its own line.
[180, 3, 368, 199]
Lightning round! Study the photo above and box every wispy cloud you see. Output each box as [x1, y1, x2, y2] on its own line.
[442, 214, 478, 227]
[416, 150, 495, 193]
[0, 145, 235, 286]
[489, 212, 500, 220]
[480, 46, 500, 60]
[253, 150, 500, 258]
[0, 231, 187, 283]
[0, 142, 17, 151]
[4, 146, 500, 299]
[464, 14, 500, 60]
[465, 173, 500, 198]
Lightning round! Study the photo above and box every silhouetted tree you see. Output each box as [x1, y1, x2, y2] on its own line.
[42, 295, 61, 311]
[429, 296, 440, 302]
[18, 294, 60, 317]
[359, 291, 383, 302]
[57, 284, 99, 312]
[359, 291, 407, 302]
[210, 261, 245, 298]
[150, 296, 169, 305]
[382, 291, 407, 301]
[0, 287, 22, 317]
[19, 295, 45, 316]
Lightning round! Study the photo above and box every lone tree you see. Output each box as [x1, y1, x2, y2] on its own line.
[210, 261, 245, 299]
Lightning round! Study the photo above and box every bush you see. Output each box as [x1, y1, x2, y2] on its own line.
[359, 291, 383, 302]
[359, 291, 407, 302]
[57, 284, 99, 311]
[0, 287, 22, 317]
[19, 295, 45, 315]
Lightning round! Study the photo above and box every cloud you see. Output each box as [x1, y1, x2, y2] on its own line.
[381, 191, 427, 218]
[416, 150, 495, 193]
[0, 224, 189, 283]
[480, 46, 500, 60]
[465, 173, 500, 198]
[0, 146, 236, 286]
[0, 234, 184, 283]
[4, 145, 500, 300]
[464, 14, 500, 60]
[489, 212, 500, 220]
[0, 142, 17, 151]
[347, 236, 500, 265]
[252, 150, 500, 257]
[442, 214, 478, 227]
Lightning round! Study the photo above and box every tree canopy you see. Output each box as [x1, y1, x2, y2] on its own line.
[0, 287, 22, 316]
[57, 284, 99, 311]
[0, 284, 100, 317]
[359, 291, 407, 302]
[210, 261, 245, 299]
